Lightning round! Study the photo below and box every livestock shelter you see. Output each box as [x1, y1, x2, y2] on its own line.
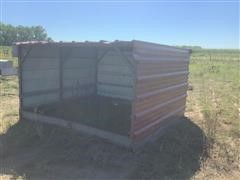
[13, 40, 191, 147]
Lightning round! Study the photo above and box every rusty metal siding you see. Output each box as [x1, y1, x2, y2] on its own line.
[131, 40, 190, 143]
[132, 107, 185, 143]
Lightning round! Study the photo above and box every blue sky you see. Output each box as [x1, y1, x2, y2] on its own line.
[1, 1, 239, 49]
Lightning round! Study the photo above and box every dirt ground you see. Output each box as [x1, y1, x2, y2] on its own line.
[0, 116, 205, 180]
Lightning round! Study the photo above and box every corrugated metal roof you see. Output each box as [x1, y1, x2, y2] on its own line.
[13, 40, 191, 53]
[14, 41, 50, 45]
[133, 40, 191, 56]
[13, 40, 129, 46]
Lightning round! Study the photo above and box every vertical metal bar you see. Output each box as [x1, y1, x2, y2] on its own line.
[130, 41, 137, 141]
[59, 46, 73, 100]
[17, 45, 33, 120]
[59, 46, 63, 101]
[18, 44, 32, 117]
[18, 46, 23, 120]
[95, 46, 98, 95]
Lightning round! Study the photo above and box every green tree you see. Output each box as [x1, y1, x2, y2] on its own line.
[0, 23, 52, 45]
[16, 25, 33, 42]
[0, 23, 17, 45]
[32, 26, 48, 41]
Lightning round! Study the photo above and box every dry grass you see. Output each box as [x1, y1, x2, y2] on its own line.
[0, 49, 240, 179]
[186, 49, 240, 179]
[0, 76, 19, 134]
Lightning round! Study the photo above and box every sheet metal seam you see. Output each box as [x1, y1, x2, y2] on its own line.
[133, 106, 186, 136]
[135, 94, 187, 118]
[137, 71, 188, 81]
[136, 82, 188, 99]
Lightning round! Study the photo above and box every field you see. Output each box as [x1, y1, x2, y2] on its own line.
[0, 48, 239, 179]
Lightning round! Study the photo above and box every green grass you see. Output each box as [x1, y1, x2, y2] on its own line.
[0, 76, 19, 135]
[190, 49, 239, 139]
[0, 47, 239, 179]
[187, 49, 240, 178]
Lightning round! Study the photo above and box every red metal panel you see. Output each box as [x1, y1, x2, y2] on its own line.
[136, 75, 188, 95]
[132, 107, 185, 142]
[134, 86, 187, 113]
[131, 40, 190, 143]
[137, 61, 188, 76]
[133, 97, 186, 130]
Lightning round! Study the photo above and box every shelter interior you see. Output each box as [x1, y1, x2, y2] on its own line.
[21, 42, 135, 136]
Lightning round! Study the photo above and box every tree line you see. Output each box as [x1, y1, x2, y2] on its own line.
[0, 23, 52, 46]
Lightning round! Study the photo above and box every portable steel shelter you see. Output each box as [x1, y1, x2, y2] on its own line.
[14, 40, 191, 147]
